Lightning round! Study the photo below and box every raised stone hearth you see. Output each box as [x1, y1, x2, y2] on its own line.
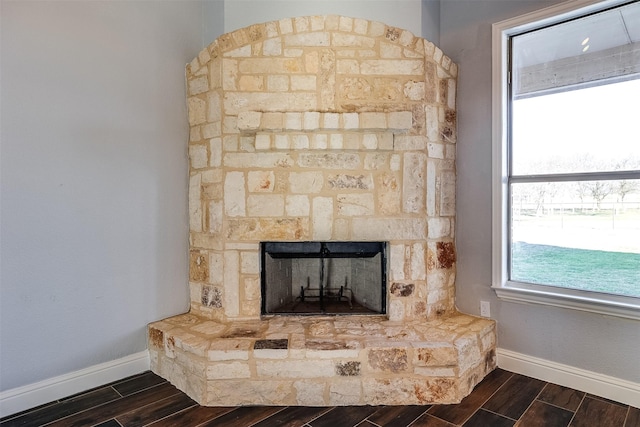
[149, 312, 495, 405]
[149, 14, 497, 406]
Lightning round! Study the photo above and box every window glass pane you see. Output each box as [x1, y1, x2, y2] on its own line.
[511, 79, 640, 175]
[510, 180, 640, 297]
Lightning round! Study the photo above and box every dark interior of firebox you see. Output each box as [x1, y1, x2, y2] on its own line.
[260, 241, 386, 315]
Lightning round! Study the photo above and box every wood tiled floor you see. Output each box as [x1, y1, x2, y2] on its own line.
[2, 369, 638, 427]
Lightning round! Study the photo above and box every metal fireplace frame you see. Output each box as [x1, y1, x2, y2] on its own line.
[260, 241, 387, 316]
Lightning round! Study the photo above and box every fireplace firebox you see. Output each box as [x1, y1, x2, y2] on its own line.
[261, 241, 386, 315]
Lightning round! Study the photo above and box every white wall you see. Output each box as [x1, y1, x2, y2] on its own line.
[0, 0, 210, 392]
[223, 0, 422, 37]
[440, 0, 640, 383]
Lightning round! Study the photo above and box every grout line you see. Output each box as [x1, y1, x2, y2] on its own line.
[623, 405, 631, 427]
[141, 403, 198, 427]
[455, 371, 516, 426]
[247, 406, 288, 426]
[567, 393, 586, 426]
[480, 407, 519, 422]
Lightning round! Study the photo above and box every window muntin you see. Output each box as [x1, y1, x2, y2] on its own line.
[492, 0, 640, 318]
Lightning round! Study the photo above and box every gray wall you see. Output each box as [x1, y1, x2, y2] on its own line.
[223, 0, 422, 36]
[440, 0, 640, 382]
[0, 0, 218, 391]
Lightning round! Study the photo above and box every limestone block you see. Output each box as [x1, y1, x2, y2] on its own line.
[364, 153, 388, 170]
[404, 81, 425, 100]
[327, 174, 372, 190]
[208, 252, 223, 286]
[360, 60, 424, 75]
[333, 218, 350, 240]
[425, 105, 439, 141]
[267, 75, 289, 92]
[362, 134, 378, 149]
[455, 334, 482, 374]
[388, 111, 413, 131]
[224, 172, 246, 217]
[247, 194, 285, 217]
[237, 111, 262, 131]
[226, 218, 309, 241]
[427, 142, 444, 159]
[222, 59, 238, 91]
[413, 345, 457, 367]
[447, 79, 456, 109]
[388, 299, 405, 321]
[189, 174, 202, 232]
[337, 194, 374, 216]
[329, 134, 343, 149]
[440, 170, 456, 216]
[256, 359, 335, 378]
[312, 197, 333, 240]
[339, 16, 353, 31]
[289, 172, 324, 194]
[285, 195, 310, 217]
[208, 201, 223, 234]
[203, 123, 221, 139]
[284, 112, 302, 130]
[190, 250, 208, 282]
[291, 75, 316, 91]
[360, 112, 387, 129]
[390, 154, 401, 171]
[323, 112, 340, 129]
[292, 135, 309, 149]
[410, 242, 427, 280]
[189, 76, 209, 96]
[367, 348, 408, 372]
[402, 152, 426, 213]
[389, 244, 405, 280]
[224, 92, 317, 115]
[352, 218, 427, 240]
[207, 360, 251, 380]
[189, 144, 208, 169]
[285, 32, 330, 47]
[303, 112, 320, 130]
[223, 251, 240, 316]
[240, 251, 259, 274]
[294, 380, 326, 405]
[206, 379, 293, 406]
[188, 97, 206, 125]
[248, 171, 275, 192]
[207, 92, 221, 123]
[298, 153, 360, 170]
[279, 18, 294, 34]
[311, 134, 328, 150]
[428, 218, 451, 239]
[329, 379, 361, 405]
[275, 134, 289, 150]
[263, 38, 282, 56]
[381, 42, 402, 58]
[224, 153, 293, 169]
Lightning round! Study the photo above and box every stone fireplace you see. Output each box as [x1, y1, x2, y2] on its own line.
[148, 15, 496, 406]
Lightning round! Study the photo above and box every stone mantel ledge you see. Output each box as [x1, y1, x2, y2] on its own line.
[237, 111, 414, 133]
[148, 312, 496, 406]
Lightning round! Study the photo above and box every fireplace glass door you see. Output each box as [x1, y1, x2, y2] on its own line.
[261, 241, 387, 315]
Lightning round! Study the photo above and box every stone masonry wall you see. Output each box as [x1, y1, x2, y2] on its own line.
[185, 15, 458, 323]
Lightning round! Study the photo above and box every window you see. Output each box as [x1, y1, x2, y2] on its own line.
[492, 0, 640, 319]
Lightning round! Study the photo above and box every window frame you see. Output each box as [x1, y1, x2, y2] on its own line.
[491, 0, 640, 320]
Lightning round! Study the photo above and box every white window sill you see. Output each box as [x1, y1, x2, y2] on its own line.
[492, 282, 640, 321]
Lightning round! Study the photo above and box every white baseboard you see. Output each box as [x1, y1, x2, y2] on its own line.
[497, 348, 640, 408]
[0, 351, 150, 418]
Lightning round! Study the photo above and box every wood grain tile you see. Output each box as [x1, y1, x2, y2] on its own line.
[0, 386, 121, 427]
[251, 406, 331, 427]
[482, 373, 546, 420]
[111, 371, 167, 396]
[367, 405, 430, 426]
[625, 406, 640, 427]
[462, 409, 515, 427]
[427, 368, 513, 424]
[410, 413, 457, 426]
[116, 391, 196, 426]
[145, 406, 234, 426]
[93, 420, 123, 427]
[537, 384, 584, 412]
[197, 406, 285, 427]
[45, 382, 181, 427]
[517, 400, 574, 427]
[570, 396, 629, 427]
[309, 406, 378, 427]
